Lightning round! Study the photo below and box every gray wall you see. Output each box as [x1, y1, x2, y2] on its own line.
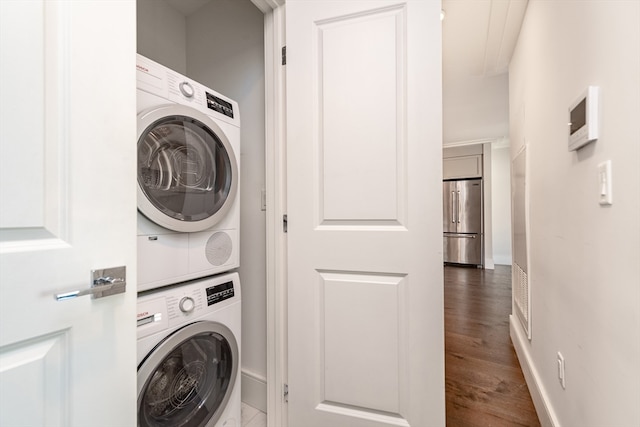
[509, 0, 640, 424]
[186, 0, 267, 411]
[137, 0, 186, 74]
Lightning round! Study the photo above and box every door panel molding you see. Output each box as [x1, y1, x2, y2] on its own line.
[0, 0, 70, 249]
[0, 330, 69, 426]
[317, 271, 408, 416]
[314, 4, 407, 225]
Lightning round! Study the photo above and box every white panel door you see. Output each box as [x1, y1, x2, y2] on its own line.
[0, 1, 137, 426]
[286, 1, 444, 426]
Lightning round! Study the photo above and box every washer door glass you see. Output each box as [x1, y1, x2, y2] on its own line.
[138, 325, 237, 427]
[138, 115, 233, 224]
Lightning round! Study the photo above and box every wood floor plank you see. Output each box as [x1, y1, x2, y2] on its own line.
[445, 265, 540, 427]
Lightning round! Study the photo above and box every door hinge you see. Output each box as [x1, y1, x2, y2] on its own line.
[282, 46, 286, 65]
[283, 214, 288, 233]
[284, 383, 289, 402]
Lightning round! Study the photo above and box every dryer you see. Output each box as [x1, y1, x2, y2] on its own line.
[137, 272, 241, 427]
[136, 54, 240, 292]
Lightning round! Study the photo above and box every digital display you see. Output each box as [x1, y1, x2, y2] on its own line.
[206, 92, 234, 118]
[206, 280, 235, 306]
[570, 98, 587, 135]
[568, 86, 599, 151]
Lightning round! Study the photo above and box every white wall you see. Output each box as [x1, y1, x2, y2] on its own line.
[509, 1, 640, 425]
[443, 72, 509, 144]
[136, 0, 186, 74]
[185, 1, 267, 412]
[491, 142, 512, 265]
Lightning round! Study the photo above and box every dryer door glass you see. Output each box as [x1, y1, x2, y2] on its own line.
[139, 331, 235, 427]
[138, 115, 233, 222]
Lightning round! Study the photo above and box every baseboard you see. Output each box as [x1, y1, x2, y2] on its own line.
[241, 369, 267, 413]
[493, 255, 512, 265]
[485, 257, 495, 270]
[510, 315, 560, 427]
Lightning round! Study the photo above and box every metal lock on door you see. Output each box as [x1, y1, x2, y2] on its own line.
[55, 266, 127, 301]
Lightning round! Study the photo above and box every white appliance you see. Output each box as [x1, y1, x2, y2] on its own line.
[136, 54, 240, 292]
[137, 272, 241, 427]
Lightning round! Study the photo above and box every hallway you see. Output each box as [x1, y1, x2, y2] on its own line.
[445, 265, 540, 426]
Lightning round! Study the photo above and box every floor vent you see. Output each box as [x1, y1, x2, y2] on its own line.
[512, 146, 530, 338]
[514, 262, 529, 334]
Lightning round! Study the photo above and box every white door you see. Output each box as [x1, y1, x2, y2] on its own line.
[0, 1, 137, 426]
[286, 1, 444, 426]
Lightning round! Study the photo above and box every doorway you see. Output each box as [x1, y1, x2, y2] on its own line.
[136, 0, 269, 413]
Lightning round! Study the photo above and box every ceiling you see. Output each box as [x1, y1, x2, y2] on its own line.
[441, 0, 528, 144]
[165, 0, 212, 16]
[165, 0, 529, 90]
[442, 0, 528, 79]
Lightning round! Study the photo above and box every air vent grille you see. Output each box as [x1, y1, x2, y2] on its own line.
[514, 262, 529, 335]
[205, 232, 232, 266]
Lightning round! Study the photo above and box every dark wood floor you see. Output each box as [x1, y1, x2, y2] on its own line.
[445, 265, 540, 427]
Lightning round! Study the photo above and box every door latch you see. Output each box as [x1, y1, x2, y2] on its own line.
[55, 266, 127, 301]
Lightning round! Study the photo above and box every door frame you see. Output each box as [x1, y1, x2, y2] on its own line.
[250, 1, 287, 426]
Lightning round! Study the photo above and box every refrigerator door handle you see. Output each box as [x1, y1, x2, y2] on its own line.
[456, 190, 461, 223]
[447, 234, 476, 239]
[451, 191, 456, 223]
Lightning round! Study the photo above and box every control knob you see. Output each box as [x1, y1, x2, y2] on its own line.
[179, 81, 195, 98]
[179, 296, 195, 313]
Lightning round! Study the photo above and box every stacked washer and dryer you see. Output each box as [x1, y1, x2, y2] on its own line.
[135, 54, 242, 427]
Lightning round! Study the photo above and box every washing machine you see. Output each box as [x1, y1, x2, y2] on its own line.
[137, 272, 241, 427]
[136, 54, 240, 292]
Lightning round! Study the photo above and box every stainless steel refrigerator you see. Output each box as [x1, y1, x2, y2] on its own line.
[443, 178, 483, 266]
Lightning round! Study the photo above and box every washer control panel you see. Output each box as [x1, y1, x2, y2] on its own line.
[137, 272, 240, 333]
[136, 297, 169, 340]
[206, 280, 235, 306]
[166, 289, 204, 322]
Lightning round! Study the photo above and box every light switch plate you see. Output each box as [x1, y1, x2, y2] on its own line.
[557, 352, 566, 389]
[598, 160, 612, 205]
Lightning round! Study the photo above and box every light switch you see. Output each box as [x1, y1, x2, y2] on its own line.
[557, 352, 566, 389]
[598, 160, 612, 206]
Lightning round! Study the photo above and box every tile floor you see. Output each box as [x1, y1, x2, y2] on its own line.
[241, 403, 267, 427]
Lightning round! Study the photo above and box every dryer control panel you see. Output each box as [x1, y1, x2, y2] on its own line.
[206, 93, 234, 118]
[206, 280, 235, 306]
[136, 54, 240, 127]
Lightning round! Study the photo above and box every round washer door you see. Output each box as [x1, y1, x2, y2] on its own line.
[137, 321, 239, 427]
[137, 104, 238, 232]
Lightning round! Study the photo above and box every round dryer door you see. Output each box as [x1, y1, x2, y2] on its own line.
[137, 104, 238, 232]
[138, 321, 239, 427]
